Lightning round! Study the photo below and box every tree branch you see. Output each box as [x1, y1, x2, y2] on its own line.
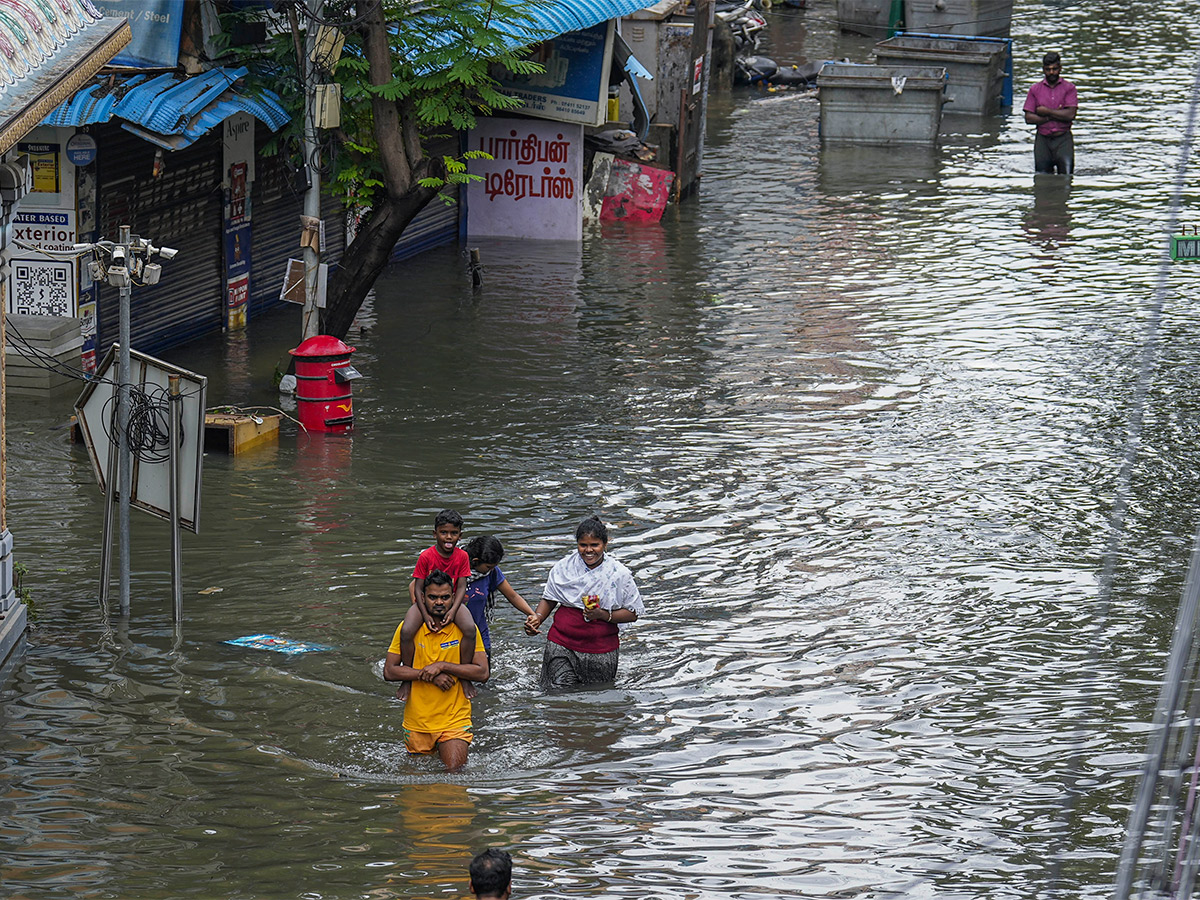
[362, 0, 412, 197]
[399, 96, 425, 173]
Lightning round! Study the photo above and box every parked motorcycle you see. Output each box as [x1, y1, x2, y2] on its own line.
[714, 0, 768, 53]
[733, 56, 825, 88]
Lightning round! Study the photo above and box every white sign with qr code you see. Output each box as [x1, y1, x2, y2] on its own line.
[8, 259, 77, 317]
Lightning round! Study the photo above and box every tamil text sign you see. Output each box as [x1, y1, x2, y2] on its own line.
[466, 119, 582, 240]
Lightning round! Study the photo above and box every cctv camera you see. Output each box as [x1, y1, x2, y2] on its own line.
[110, 246, 126, 265]
[157, 246, 178, 260]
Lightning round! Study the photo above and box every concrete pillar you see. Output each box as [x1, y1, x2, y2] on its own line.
[0, 528, 25, 679]
[0, 153, 30, 678]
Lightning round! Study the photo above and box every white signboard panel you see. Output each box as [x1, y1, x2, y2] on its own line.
[9, 258, 76, 316]
[222, 111, 255, 188]
[492, 21, 614, 126]
[466, 118, 583, 241]
[74, 345, 207, 533]
[8, 209, 78, 315]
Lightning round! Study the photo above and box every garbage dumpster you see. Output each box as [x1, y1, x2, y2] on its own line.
[837, 0, 899, 38]
[874, 35, 1007, 115]
[904, 0, 1012, 37]
[289, 335, 361, 434]
[817, 64, 947, 145]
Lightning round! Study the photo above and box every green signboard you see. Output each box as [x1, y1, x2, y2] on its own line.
[1171, 235, 1200, 261]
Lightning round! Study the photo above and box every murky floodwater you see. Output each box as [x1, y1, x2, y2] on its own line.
[5, 1, 1200, 897]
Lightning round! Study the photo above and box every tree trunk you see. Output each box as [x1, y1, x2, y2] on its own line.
[319, 185, 441, 339]
[316, 3, 444, 341]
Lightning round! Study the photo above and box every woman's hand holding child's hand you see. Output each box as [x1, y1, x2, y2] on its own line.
[524, 614, 541, 635]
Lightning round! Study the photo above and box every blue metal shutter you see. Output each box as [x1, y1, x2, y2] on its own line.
[247, 134, 460, 313]
[389, 134, 460, 261]
[96, 125, 223, 355]
[249, 150, 345, 318]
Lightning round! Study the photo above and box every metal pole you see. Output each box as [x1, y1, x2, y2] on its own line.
[168, 374, 182, 620]
[0, 257, 6, 538]
[692, 0, 713, 188]
[469, 248, 483, 289]
[1115, 526, 1200, 899]
[117, 225, 131, 616]
[98, 411, 117, 607]
[674, 88, 687, 203]
[300, 0, 322, 341]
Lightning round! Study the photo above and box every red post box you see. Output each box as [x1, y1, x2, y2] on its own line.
[289, 335, 361, 433]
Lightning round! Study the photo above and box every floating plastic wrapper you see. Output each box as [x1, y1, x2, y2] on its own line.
[225, 634, 335, 654]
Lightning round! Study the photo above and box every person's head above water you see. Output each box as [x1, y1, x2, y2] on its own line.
[469, 848, 512, 899]
[434, 509, 464, 530]
[431, 510, 464, 555]
[423, 569, 454, 622]
[575, 515, 608, 543]
[420, 573, 451, 624]
[575, 516, 608, 568]
[463, 535, 505, 570]
[1042, 51, 1062, 85]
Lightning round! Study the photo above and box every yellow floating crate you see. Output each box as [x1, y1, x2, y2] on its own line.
[204, 413, 281, 455]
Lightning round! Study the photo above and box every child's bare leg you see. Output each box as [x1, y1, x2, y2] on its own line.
[454, 606, 479, 698]
[395, 603, 423, 700]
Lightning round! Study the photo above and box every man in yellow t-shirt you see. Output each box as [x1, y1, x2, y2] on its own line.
[385, 570, 489, 771]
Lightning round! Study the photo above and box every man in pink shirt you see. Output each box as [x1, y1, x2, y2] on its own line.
[1023, 52, 1077, 175]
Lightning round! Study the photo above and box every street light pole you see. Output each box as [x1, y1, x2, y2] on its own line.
[168, 373, 182, 619]
[62, 228, 175, 616]
[116, 225, 131, 616]
[13, 228, 174, 617]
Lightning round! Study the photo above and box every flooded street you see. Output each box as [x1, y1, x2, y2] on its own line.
[5, 0, 1200, 897]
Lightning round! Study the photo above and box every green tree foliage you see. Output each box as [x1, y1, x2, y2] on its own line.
[217, 0, 545, 337]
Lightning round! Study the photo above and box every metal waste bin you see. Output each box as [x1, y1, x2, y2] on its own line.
[904, 0, 1012, 37]
[837, 0, 899, 38]
[817, 64, 947, 145]
[874, 35, 1007, 115]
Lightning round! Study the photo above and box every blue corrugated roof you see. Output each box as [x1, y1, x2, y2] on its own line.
[41, 66, 290, 149]
[42, 1, 650, 147]
[502, 0, 657, 42]
[406, 0, 658, 54]
[404, 0, 658, 74]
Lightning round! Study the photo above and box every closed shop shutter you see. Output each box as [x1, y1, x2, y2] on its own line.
[390, 134, 460, 262]
[248, 135, 461, 318]
[96, 126, 223, 355]
[247, 153, 300, 318]
[248, 151, 346, 318]
[389, 184, 459, 262]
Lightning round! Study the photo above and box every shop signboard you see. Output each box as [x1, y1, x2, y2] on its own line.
[19, 142, 60, 193]
[8, 210, 77, 316]
[224, 159, 251, 329]
[492, 22, 614, 127]
[92, 0, 185, 68]
[66, 134, 98, 167]
[466, 118, 583, 241]
[1171, 235, 1200, 261]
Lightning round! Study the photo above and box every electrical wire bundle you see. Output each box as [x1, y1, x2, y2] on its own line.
[100, 383, 182, 465]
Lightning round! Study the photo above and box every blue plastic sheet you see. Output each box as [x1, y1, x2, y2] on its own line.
[225, 634, 334, 655]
